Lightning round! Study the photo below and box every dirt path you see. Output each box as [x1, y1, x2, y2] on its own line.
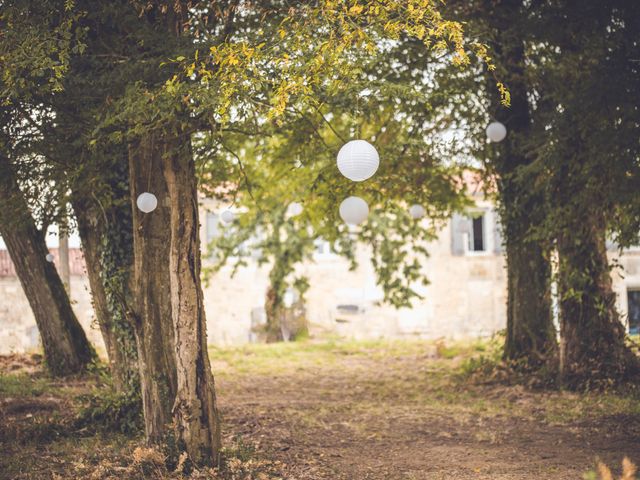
[215, 353, 640, 479]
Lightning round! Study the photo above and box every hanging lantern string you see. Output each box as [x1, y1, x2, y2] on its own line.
[356, 92, 363, 139]
[146, 136, 154, 192]
[353, 94, 359, 139]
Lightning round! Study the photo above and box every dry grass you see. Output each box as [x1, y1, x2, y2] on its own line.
[592, 458, 638, 480]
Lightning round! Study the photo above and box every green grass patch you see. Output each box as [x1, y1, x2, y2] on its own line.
[0, 373, 52, 397]
[209, 336, 493, 377]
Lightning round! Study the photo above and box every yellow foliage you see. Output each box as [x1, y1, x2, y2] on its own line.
[167, 0, 504, 119]
[497, 82, 511, 107]
[596, 457, 637, 480]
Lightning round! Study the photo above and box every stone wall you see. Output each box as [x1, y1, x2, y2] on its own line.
[0, 275, 103, 355]
[197, 199, 510, 346]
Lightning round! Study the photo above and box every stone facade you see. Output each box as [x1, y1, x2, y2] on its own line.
[2, 199, 639, 354]
[202, 202, 506, 344]
[0, 274, 101, 354]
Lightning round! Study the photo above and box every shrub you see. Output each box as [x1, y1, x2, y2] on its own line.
[76, 388, 142, 434]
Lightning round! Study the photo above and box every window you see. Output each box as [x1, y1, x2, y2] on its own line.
[336, 304, 361, 314]
[627, 290, 640, 335]
[469, 215, 485, 252]
[451, 211, 493, 256]
[314, 238, 332, 256]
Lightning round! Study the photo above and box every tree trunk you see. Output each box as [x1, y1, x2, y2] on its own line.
[502, 239, 555, 365]
[265, 285, 284, 343]
[557, 213, 639, 387]
[0, 156, 94, 376]
[129, 135, 177, 444]
[73, 152, 139, 393]
[161, 133, 221, 465]
[58, 231, 70, 293]
[486, 0, 557, 368]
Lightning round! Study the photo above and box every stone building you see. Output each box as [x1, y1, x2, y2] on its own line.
[1, 195, 639, 354]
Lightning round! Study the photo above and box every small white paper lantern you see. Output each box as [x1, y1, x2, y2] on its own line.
[220, 209, 235, 224]
[136, 192, 158, 213]
[409, 204, 426, 220]
[339, 196, 369, 225]
[486, 121, 507, 143]
[286, 202, 303, 218]
[337, 140, 379, 182]
[45, 253, 54, 263]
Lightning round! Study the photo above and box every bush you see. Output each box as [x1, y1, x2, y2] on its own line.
[76, 388, 142, 434]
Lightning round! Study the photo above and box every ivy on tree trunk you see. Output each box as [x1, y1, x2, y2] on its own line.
[556, 210, 639, 387]
[485, 0, 557, 369]
[73, 150, 139, 393]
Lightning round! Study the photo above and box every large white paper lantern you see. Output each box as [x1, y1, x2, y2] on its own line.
[337, 140, 379, 182]
[136, 192, 158, 213]
[45, 253, 54, 263]
[286, 202, 303, 218]
[409, 204, 426, 220]
[220, 209, 235, 224]
[339, 196, 369, 225]
[486, 121, 507, 143]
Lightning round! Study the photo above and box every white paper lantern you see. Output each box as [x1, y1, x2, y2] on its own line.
[486, 121, 507, 143]
[45, 253, 54, 263]
[136, 192, 158, 213]
[409, 204, 426, 220]
[337, 140, 379, 182]
[220, 209, 235, 224]
[339, 196, 369, 225]
[286, 202, 303, 218]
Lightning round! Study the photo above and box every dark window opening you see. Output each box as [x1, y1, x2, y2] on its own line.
[336, 304, 360, 314]
[471, 216, 485, 251]
[628, 290, 640, 335]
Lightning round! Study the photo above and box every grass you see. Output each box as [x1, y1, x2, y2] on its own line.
[0, 372, 51, 397]
[209, 336, 640, 427]
[209, 336, 489, 377]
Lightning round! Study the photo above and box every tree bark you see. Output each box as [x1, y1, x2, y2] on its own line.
[265, 285, 284, 343]
[161, 133, 221, 465]
[0, 156, 94, 376]
[557, 215, 639, 387]
[129, 135, 178, 444]
[73, 152, 139, 393]
[503, 239, 555, 365]
[75, 202, 124, 384]
[486, 0, 557, 368]
[58, 231, 70, 293]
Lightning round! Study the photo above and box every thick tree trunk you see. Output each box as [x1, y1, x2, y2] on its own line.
[0, 157, 94, 376]
[487, 0, 557, 367]
[557, 213, 639, 387]
[503, 239, 555, 365]
[265, 285, 284, 343]
[129, 135, 177, 444]
[76, 203, 125, 385]
[161, 134, 221, 465]
[73, 153, 139, 393]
